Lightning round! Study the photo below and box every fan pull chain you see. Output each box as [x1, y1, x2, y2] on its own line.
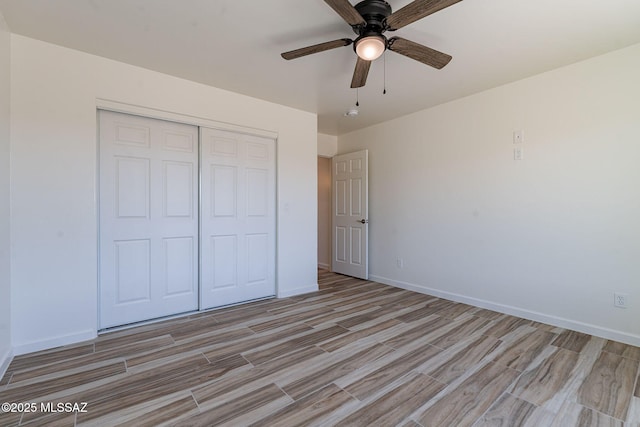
[383, 52, 387, 95]
[356, 88, 359, 107]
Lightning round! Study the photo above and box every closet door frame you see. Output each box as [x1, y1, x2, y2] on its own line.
[96, 100, 279, 328]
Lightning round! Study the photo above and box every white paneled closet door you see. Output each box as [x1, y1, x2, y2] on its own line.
[200, 128, 276, 309]
[99, 111, 199, 328]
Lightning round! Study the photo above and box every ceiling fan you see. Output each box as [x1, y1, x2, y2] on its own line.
[281, 0, 462, 88]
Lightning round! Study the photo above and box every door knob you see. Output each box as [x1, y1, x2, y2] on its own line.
[358, 219, 369, 224]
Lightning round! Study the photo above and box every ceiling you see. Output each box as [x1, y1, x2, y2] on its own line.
[1, 0, 639, 136]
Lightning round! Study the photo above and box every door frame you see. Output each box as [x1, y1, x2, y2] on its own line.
[317, 155, 333, 271]
[96, 99, 279, 329]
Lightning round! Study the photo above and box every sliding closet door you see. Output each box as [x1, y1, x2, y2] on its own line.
[99, 111, 199, 328]
[200, 128, 276, 309]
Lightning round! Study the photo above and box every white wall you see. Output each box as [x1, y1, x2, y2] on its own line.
[0, 11, 11, 373]
[318, 133, 338, 158]
[339, 43, 640, 346]
[10, 35, 318, 354]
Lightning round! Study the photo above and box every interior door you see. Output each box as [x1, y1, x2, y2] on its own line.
[99, 111, 199, 328]
[332, 150, 369, 279]
[200, 127, 276, 309]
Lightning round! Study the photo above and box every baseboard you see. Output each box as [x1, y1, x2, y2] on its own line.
[318, 263, 330, 270]
[370, 274, 640, 347]
[12, 329, 97, 356]
[278, 283, 318, 298]
[0, 347, 13, 380]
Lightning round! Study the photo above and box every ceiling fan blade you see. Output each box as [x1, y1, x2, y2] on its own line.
[385, 0, 462, 30]
[281, 38, 352, 60]
[324, 0, 366, 27]
[388, 37, 452, 69]
[351, 57, 371, 88]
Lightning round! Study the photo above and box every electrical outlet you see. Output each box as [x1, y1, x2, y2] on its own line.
[614, 292, 629, 308]
[396, 258, 404, 269]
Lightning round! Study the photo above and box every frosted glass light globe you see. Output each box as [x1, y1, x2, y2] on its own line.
[355, 36, 385, 61]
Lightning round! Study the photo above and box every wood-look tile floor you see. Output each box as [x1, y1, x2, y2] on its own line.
[2, 270, 640, 426]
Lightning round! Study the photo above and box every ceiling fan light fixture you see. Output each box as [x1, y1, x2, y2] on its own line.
[355, 35, 386, 61]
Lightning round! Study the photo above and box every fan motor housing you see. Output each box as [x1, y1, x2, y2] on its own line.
[354, 0, 392, 34]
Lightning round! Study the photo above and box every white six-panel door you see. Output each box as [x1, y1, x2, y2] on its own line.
[332, 150, 369, 279]
[99, 111, 199, 328]
[200, 128, 276, 309]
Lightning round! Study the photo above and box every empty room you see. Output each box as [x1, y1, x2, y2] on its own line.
[1, 0, 639, 425]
